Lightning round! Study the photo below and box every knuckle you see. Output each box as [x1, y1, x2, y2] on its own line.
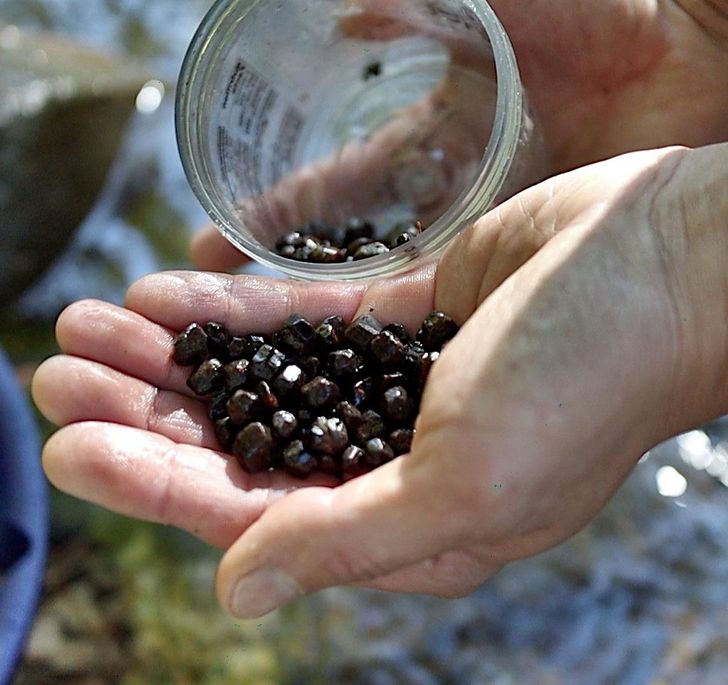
[428, 550, 496, 599]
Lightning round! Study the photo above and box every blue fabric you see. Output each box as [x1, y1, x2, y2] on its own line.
[0, 348, 48, 685]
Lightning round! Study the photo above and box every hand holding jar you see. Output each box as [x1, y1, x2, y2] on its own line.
[32, 0, 728, 618]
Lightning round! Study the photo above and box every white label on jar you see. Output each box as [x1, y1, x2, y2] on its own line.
[217, 60, 305, 205]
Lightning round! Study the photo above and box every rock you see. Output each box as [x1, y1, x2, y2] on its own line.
[0, 23, 154, 305]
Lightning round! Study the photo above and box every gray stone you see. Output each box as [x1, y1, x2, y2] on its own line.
[0, 24, 153, 305]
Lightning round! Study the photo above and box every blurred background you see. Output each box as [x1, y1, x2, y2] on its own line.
[2, 1, 728, 683]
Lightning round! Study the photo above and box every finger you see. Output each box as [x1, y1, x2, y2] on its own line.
[55, 299, 194, 397]
[237, 98, 451, 231]
[435, 191, 560, 322]
[340, 0, 431, 42]
[36, 351, 500, 596]
[43, 422, 337, 549]
[32, 355, 217, 449]
[190, 225, 250, 272]
[215, 452, 471, 619]
[340, 0, 493, 70]
[355, 548, 503, 597]
[435, 150, 673, 322]
[201, 115, 427, 255]
[350, 259, 437, 331]
[125, 268, 436, 334]
[126, 271, 363, 333]
[237, 72, 492, 232]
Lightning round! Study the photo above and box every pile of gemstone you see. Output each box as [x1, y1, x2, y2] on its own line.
[274, 217, 424, 263]
[172, 312, 459, 480]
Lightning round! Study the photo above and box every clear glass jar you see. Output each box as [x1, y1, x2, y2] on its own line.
[176, 0, 547, 280]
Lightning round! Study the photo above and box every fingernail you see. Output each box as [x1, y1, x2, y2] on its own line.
[228, 568, 303, 618]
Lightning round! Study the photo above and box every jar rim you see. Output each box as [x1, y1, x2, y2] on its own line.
[176, 0, 523, 281]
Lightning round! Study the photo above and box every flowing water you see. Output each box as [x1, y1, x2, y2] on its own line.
[2, 0, 214, 314]
[4, 2, 728, 683]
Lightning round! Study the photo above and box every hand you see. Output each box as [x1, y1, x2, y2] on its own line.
[190, 0, 728, 270]
[338, 0, 728, 162]
[33, 142, 728, 617]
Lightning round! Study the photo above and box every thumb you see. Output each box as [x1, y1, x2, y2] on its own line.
[215, 456, 460, 618]
[189, 225, 250, 271]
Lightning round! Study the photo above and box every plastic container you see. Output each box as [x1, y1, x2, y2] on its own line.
[0, 348, 48, 683]
[177, 0, 546, 280]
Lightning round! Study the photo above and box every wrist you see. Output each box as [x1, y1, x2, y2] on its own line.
[652, 143, 728, 432]
[673, 0, 728, 44]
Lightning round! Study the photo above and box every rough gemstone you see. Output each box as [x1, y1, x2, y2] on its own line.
[389, 428, 414, 456]
[272, 364, 307, 398]
[244, 334, 268, 359]
[403, 341, 427, 381]
[296, 407, 316, 425]
[228, 336, 248, 360]
[302, 377, 341, 408]
[282, 441, 318, 478]
[355, 410, 386, 443]
[391, 232, 414, 248]
[345, 315, 383, 351]
[173, 308, 457, 480]
[420, 351, 441, 388]
[226, 390, 261, 425]
[328, 348, 365, 380]
[382, 323, 411, 345]
[256, 381, 280, 412]
[208, 392, 229, 422]
[173, 323, 208, 366]
[341, 445, 367, 479]
[346, 236, 374, 255]
[351, 377, 374, 409]
[273, 217, 428, 264]
[271, 411, 298, 440]
[365, 438, 395, 467]
[276, 314, 318, 355]
[278, 244, 296, 259]
[380, 372, 409, 391]
[298, 355, 321, 378]
[204, 322, 230, 359]
[310, 245, 346, 263]
[308, 417, 349, 456]
[416, 312, 460, 351]
[386, 222, 421, 249]
[233, 423, 275, 473]
[353, 241, 390, 260]
[275, 231, 307, 250]
[214, 417, 237, 450]
[370, 330, 406, 370]
[250, 344, 287, 381]
[293, 242, 317, 261]
[381, 386, 415, 423]
[317, 454, 339, 476]
[335, 401, 364, 434]
[316, 315, 346, 350]
[187, 359, 224, 396]
[223, 359, 249, 392]
[344, 217, 375, 245]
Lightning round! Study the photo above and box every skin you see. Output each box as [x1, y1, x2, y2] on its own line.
[33, 1, 728, 618]
[190, 0, 728, 268]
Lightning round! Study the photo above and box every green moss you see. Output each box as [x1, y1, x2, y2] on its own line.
[118, 15, 166, 61]
[123, 189, 193, 269]
[83, 517, 294, 684]
[0, 309, 59, 366]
